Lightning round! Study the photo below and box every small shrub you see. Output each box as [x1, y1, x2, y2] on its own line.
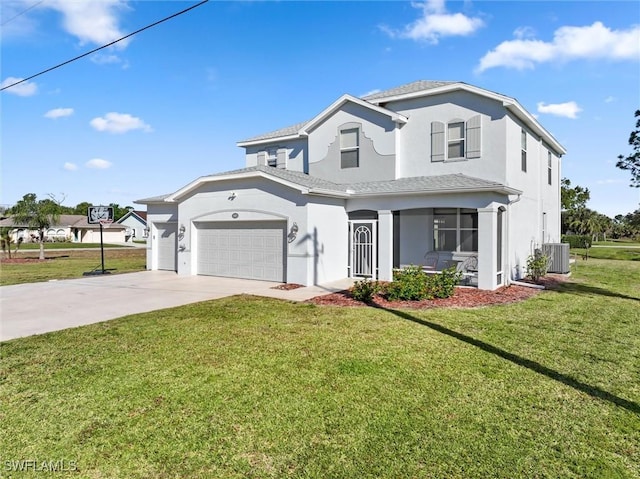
[351, 279, 380, 303]
[527, 249, 549, 283]
[386, 265, 429, 301]
[561, 234, 592, 248]
[426, 267, 462, 299]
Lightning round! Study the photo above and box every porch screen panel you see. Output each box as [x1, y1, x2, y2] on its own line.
[433, 209, 456, 251]
[460, 209, 478, 252]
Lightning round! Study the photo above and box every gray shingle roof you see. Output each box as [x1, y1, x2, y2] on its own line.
[209, 165, 348, 193]
[239, 121, 310, 143]
[361, 80, 455, 102]
[350, 174, 508, 195]
[196, 166, 517, 197]
[135, 194, 172, 204]
[238, 80, 457, 144]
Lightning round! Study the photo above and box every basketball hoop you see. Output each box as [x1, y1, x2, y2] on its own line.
[99, 219, 113, 229]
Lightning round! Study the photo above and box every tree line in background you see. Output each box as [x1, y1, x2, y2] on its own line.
[1, 194, 134, 260]
[561, 178, 640, 241]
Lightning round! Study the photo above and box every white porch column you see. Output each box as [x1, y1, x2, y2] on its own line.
[477, 205, 498, 290]
[378, 210, 394, 281]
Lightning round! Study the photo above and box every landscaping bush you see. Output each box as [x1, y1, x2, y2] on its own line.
[561, 234, 592, 248]
[426, 266, 462, 298]
[526, 249, 549, 283]
[351, 279, 380, 303]
[385, 265, 429, 301]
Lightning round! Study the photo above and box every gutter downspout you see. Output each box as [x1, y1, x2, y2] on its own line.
[506, 193, 522, 286]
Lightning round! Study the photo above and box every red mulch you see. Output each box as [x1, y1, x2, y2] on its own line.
[307, 274, 567, 310]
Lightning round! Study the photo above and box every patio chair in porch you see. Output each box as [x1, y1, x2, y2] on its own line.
[457, 255, 478, 286]
[422, 251, 440, 272]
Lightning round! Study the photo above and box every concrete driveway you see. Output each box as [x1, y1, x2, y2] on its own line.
[0, 271, 353, 341]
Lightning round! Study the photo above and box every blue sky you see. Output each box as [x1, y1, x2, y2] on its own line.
[2, 0, 639, 218]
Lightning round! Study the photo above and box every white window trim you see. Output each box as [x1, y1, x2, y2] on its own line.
[521, 129, 527, 173]
[447, 120, 466, 161]
[266, 148, 277, 167]
[340, 127, 360, 169]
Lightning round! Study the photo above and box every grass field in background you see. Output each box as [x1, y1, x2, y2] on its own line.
[0, 249, 146, 286]
[1, 259, 638, 478]
[14, 242, 128, 250]
[572, 246, 640, 261]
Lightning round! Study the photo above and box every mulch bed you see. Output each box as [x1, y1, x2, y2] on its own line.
[307, 274, 567, 310]
[271, 283, 305, 290]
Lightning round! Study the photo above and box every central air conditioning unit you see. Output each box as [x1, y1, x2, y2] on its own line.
[542, 243, 570, 274]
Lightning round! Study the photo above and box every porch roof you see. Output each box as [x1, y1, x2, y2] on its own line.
[154, 166, 521, 203]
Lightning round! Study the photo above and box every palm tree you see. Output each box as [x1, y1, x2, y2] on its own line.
[0, 227, 14, 259]
[10, 193, 61, 260]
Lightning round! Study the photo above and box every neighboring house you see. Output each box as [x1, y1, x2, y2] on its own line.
[137, 80, 565, 290]
[0, 215, 126, 244]
[116, 210, 148, 242]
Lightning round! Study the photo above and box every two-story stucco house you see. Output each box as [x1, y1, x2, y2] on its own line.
[137, 80, 565, 290]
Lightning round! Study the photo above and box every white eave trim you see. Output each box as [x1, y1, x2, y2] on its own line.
[165, 171, 315, 201]
[367, 82, 566, 156]
[346, 182, 522, 198]
[237, 133, 306, 148]
[503, 102, 566, 156]
[300, 94, 408, 135]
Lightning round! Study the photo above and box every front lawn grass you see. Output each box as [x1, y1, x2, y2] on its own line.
[15, 242, 127, 250]
[1, 259, 638, 478]
[0, 248, 146, 285]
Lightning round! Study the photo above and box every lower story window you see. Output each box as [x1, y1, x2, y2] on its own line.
[433, 208, 478, 252]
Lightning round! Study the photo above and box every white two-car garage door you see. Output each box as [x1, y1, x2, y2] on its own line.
[196, 221, 286, 282]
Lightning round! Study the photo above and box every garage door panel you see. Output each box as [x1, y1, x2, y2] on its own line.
[197, 221, 285, 282]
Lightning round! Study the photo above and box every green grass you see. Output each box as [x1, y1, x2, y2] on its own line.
[0, 249, 146, 285]
[15, 242, 128, 250]
[1, 259, 638, 478]
[593, 239, 640, 247]
[572, 247, 640, 261]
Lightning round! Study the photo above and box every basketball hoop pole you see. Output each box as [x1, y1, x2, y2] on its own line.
[100, 222, 105, 273]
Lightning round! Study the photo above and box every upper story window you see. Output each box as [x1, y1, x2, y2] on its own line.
[521, 129, 527, 172]
[340, 128, 359, 169]
[266, 148, 277, 167]
[257, 147, 287, 169]
[547, 151, 552, 185]
[447, 122, 465, 160]
[431, 115, 481, 162]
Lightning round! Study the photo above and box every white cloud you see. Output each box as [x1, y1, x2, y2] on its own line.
[90, 112, 152, 134]
[605, 96, 616, 103]
[86, 158, 113, 169]
[46, 0, 130, 48]
[63, 162, 78, 171]
[362, 89, 381, 97]
[1, 77, 37, 96]
[537, 101, 582, 119]
[513, 26, 536, 40]
[477, 22, 640, 72]
[44, 107, 74, 119]
[381, 0, 484, 44]
[90, 53, 128, 67]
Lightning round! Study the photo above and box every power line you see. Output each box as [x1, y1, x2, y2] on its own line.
[1, 0, 45, 27]
[1, 0, 209, 92]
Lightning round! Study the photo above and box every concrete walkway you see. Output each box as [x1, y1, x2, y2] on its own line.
[0, 271, 354, 342]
